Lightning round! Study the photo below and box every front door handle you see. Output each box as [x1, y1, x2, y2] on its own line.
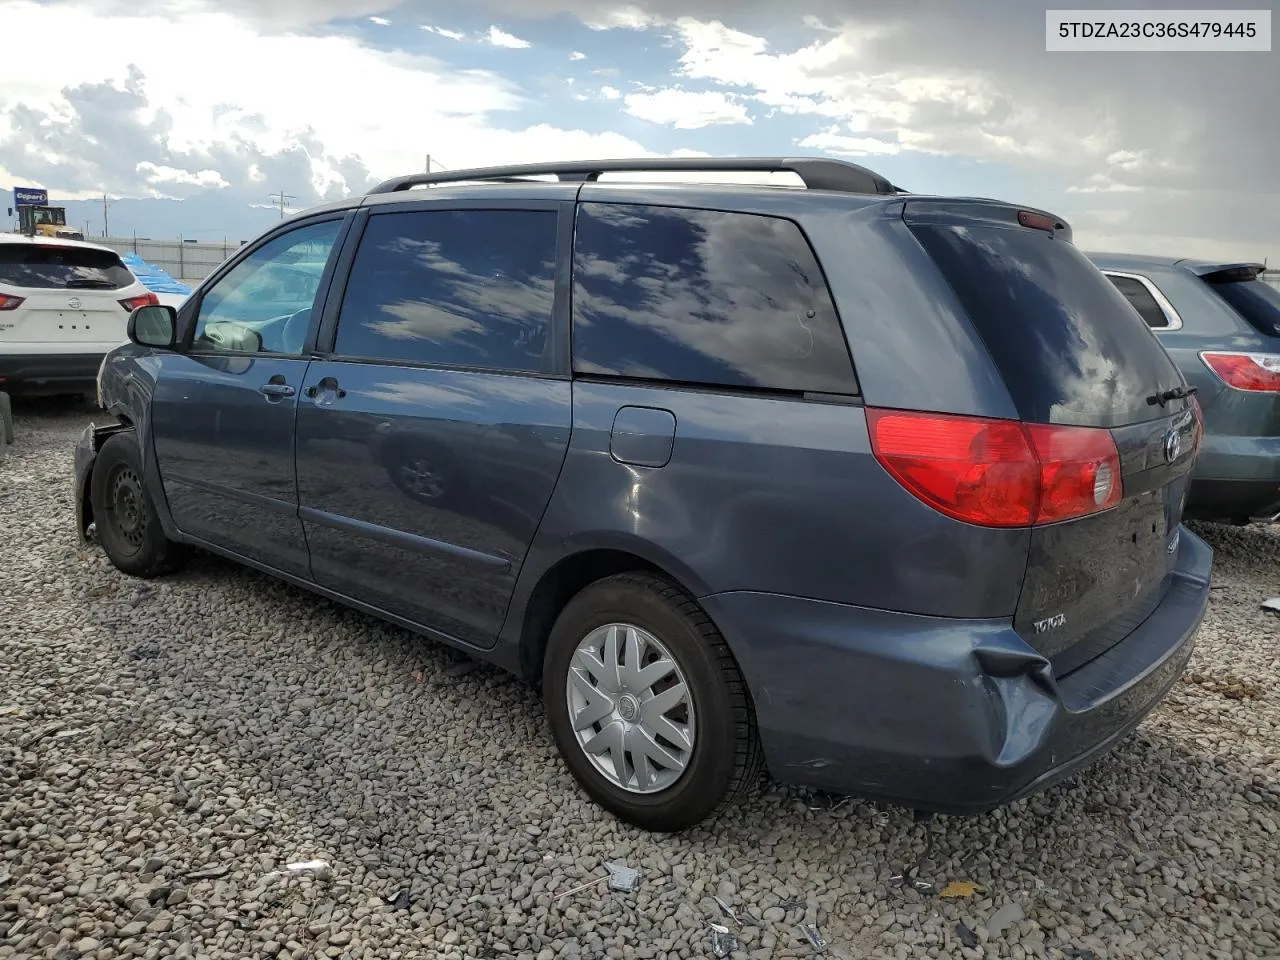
[259, 382, 296, 399]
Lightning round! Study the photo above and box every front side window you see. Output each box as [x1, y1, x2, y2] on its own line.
[571, 203, 857, 395]
[192, 219, 342, 355]
[1106, 274, 1170, 329]
[333, 209, 558, 373]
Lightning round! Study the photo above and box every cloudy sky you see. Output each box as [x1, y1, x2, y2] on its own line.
[0, 0, 1276, 260]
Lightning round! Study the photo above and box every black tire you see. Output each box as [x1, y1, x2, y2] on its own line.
[542, 572, 764, 832]
[0, 391, 13, 445]
[90, 432, 186, 577]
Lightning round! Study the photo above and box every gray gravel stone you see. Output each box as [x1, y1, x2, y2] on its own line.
[2, 399, 1279, 960]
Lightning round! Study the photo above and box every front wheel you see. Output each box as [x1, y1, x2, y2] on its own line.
[542, 572, 764, 832]
[0, 391, 13, 445]
[89, 432, 186, 578]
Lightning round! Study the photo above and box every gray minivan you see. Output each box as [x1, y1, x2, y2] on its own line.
[74, 158, 1212, 832]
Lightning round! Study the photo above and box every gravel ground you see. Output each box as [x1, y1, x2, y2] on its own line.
[2, 398, 1278, 960]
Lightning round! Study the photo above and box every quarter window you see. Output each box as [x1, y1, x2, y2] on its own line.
[571, 203, 857, 394]
[192, 219, 342, 355]
[333, 209, 558, 374]
[1106, 274, 1171, 329]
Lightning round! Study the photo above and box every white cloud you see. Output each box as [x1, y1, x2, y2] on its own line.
[569, 50, 587, 60]
[136, 162, 230, 190]
[486, 25, 531, 49]
[422, 24, 465, 40]
[797, 130, 900, 156]
[623, 88, 750, 129]
[368, 15, 389, 25]
[583, 6, 658, 30]
[1067, 179, 1145, 195]
[600, 85, 622, 100]
[0, 1, 677, 202]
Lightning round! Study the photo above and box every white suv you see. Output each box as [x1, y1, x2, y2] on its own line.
[0, 234, 157, 396]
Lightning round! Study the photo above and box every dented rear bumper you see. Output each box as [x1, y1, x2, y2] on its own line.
[700, 525, 1212, 814]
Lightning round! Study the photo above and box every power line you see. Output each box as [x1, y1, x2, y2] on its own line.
[268, 189, 296, 220]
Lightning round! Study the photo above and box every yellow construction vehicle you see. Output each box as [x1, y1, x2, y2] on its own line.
[9, 186, 85, 240]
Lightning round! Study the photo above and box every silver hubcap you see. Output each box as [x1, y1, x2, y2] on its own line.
[566, 622, 696, 794]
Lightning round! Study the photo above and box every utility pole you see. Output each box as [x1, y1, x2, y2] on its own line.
[425, 154, 431, 173]
[102, 193, 111, 238]
[268, 189, 296, 220]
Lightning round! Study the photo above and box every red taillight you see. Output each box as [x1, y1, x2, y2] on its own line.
[0, 293, 24, 311]
[1022, 422, 1123, 523]
[866, 408, 1122, 528]
[119, 292, 160, 311]
[1200, 351, 1280, 392]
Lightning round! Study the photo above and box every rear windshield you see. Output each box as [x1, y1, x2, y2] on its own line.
[0, 244, 134, 291]
[1205, 275, 1280, 338]
[910, 224, 1183, 427]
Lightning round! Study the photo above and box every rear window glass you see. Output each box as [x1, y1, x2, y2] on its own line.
[572, 203, 857, 395]
[0, 244, 134, 290]
[910, 224, 1182, 427]
[1206, 276, 1280, 338]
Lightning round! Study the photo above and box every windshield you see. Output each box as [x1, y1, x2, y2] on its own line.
[0, 244, 134, 290]
[1207, 275, 1280, 338]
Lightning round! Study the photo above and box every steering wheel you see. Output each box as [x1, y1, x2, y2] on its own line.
[282, 307, 312, 355]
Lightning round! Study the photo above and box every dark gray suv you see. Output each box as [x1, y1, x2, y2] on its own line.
[74, 158, 1213, 832]
[1087, 253, 1280, 524]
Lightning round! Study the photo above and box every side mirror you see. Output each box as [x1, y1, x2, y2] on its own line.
[128, 304, 178, 348]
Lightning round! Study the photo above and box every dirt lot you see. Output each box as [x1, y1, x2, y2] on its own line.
[2, 399, 1278, 960]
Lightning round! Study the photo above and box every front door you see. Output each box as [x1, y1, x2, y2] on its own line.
[150, 216, 348, 578]
[294, 204, 572, 646]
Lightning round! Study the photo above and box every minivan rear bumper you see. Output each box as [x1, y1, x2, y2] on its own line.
[701, 525, 1212, 814]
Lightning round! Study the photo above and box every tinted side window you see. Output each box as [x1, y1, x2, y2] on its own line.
[1106, 274, 1169, 328]
[572, 203, 857, 394]
[334, 210, 557, 373]
[194, 219, 342, 355]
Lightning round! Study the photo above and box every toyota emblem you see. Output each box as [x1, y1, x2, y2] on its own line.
[66, 296, 82, 310]
[1163, 427, 1182, 464]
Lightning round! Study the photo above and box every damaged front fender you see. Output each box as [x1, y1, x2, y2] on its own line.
[73, 421, 131, 544]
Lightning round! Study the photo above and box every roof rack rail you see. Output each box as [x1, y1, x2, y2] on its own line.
[367, 157, 906, 196]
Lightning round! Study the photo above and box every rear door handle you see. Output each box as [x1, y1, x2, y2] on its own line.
[259, 383, 296, 398]
[305, 376, 346, 402]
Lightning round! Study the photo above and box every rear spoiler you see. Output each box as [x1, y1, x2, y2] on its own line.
[1177, 261, 1265, 281]
[901, 197, 1072, 243]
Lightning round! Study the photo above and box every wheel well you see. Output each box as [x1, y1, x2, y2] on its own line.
[81, 421, 133, 536]
[519, 549, 669, 685]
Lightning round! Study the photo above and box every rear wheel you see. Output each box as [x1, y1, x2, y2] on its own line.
[90, 432, 186, 577]
[542, 572, 763, 832]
